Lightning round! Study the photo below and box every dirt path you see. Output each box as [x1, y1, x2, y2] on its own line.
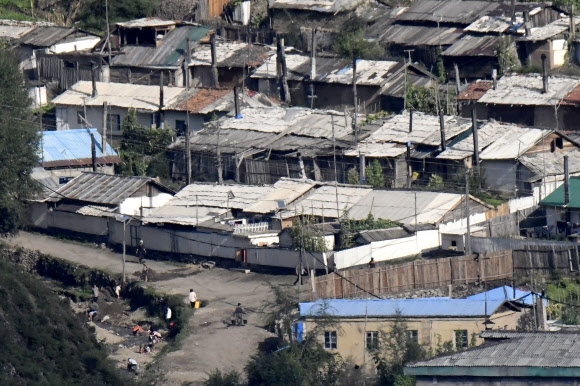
[7, 231, 305, 385]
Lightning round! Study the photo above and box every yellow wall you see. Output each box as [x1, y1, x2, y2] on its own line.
[304, 309, 523, 366]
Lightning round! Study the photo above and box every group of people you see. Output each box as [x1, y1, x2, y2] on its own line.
[87, 282, 122, 321]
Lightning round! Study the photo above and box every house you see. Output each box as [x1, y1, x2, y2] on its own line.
[298, 286, 535, 367]
[476, 74, 580, 129]
[405, 331, 580, 385]
[189, 40, 272, 88]
[16, 26, 101, 80]
[106, 19, 211, 87]
[457, 80, 493, 118]
[39, 128, 121, 185]
[251, 52, 437, 112]
[343, 111, 473, 188]
[52, 81, 185, 135]
[540, 176, 580, 235]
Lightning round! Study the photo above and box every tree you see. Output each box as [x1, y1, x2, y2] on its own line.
[366, 160, 385, 188]
[157, 0, 195, 21]
[290, 214, 327, 253]
[75, 0, 156, 31]
[0, 50, 39, 236]
[334, 16, 383, 142]
[204, 369, 242, 386]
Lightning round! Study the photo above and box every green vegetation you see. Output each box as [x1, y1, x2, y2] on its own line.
[546, 276, 580, 324]
[76, 0, 157, 32]
[290, 214, 327, 253]
[340, 212, 401, 250]
[0, 258, 125, 385]
[0, 49, 39, 236]
[118, 108, 174, 180]
[366, 160, 386, 188]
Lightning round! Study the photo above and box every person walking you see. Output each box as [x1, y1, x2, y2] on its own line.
[188, 289, 198, 308]
[136, 240, 147, 264]
[114, 283, 121, 300]
[141, 263, 148, 282]
[368, 258, 376, 269]
[293, 264, 307, 286]
[233, 303, 246, 326]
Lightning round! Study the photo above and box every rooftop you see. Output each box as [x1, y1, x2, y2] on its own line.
[371, 24, 463, 46]
[457, 80, 493, 101]
[116, 18, 176, 29]
[47, 172, 174, 205]
[243, 179, 317, 214]
[18, 26, 97, 47]
[405, 333, 580, 377]
[189, 41, 273, 68]
[166, 88, 277, 114]
[478, 74, 580, 107]
[519, 149, 580, 181]
[397, 0, 501, 24]
[540, 176, 580, 208]
[269, 0, 364, 13]
[442, 34, 500, 57]
[52, 81, 185, 111]
[40, 128, 120, 168]
[518, 17, 579, 42]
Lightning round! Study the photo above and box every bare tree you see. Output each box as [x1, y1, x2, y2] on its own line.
[157, 0, 195, 21]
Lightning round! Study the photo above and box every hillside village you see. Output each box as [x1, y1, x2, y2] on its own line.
[5, 0, 580, 384]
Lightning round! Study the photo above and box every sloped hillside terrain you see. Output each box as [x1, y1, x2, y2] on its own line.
[0, 258, 125, 385]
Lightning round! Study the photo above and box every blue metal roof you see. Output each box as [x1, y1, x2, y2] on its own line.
[40, 128, 117, 163]
[300, 287, 535, 318]
[467, 285, 535, 306]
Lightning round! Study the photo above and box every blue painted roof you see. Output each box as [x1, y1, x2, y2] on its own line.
[40, 128, 117, 163]
[467, 285, 535, 306]
[300, 286, 535, 318]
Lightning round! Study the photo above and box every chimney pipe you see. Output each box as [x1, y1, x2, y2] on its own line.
[406, 141, 412, 188]
[524, 11, 531, 37]
[298, 152, 306, 179]
[360, 153, 366, 185]
[439, 109, 446, 152]
[511, 0, 516, 24]
[91, 62, 97, 98]
[90, 133, 97, 172]
[158, 72, 164, 128]
[472, 108, 480, 167]
[492, 69, 497, 90]
[565, 155, 570, 206]
[233, 86, 242, 119]
[409, 109, 413, 132]
[210, 32, 218, 88]
[542, 54, 549, 93]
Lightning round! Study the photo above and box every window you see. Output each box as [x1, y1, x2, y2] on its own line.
[59, 176, 74, 185]
[366, 331, 379, 350]
[407, 330, 419, 343]
[324, 331, 337, 349]
[77, 111, 85, 124]
[175, 120, 187, 136]
[107, 114, 121, 131]
[454, 330, 468, 349]
[451, 240, 457, 247]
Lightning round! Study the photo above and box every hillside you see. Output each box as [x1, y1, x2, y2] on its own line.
[0, 258, 126, 385]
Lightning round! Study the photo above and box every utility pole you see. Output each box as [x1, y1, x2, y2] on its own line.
[331, 115, 340, 219]
[102, 101, 108, 154]
[210, 32, 219, 88]
[352, 54, 358, 143]
[277, 37, 291, 103]
[406, 141, 412, 188]
[465, 170, 472, 255]
[216, 123, 223, 184]
[403, 49, 414, 111]
[90, 133, 97, 172]
[308, 28, 317, 109]
[105, 0, 112, 64]
[185, 38, 192, 184]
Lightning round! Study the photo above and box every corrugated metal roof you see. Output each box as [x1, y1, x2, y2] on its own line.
[31, 167, 58, 199]
[347, 190, 467, 224]
[356, 227, 411, 244]
[518, 17, 579, 42]
[19, 26, 95, 47]
[189, 41, 273, 68]
[112, 25, 210, 68]
[368, 23, 463, 46]
[166, 88, 277, 113]
[145, 205, 226, 226]
[47, 172, 174, 205]
[467, 285, 535, 305]
[438, 121, 550, 161]
[406, 333, 580, 369]
[280, 185, 373, 219]
[457, 80, 493, 101]
[540, 176, 580, 208]
[397, 0, 501, 24]
[116, 18, 176, 28]
[464, 15, 521, 33]
[52, 81, 185, 111]
[365, 7, 409, 40]
[270, 0, 363, 13]
[40, 128, 118, 166]
[442, 34, 500, 57]
[243, 178, 317, 214]
[167, 183, 273, 209]
[478, 74, 580, 106]
[301, 296, 508, 319]
[519, 149, 580, 180]
[0, 25, 34, 39]
[343, 142, 406, 158]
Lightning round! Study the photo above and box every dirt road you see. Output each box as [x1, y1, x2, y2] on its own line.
[7, 231, 305, 385]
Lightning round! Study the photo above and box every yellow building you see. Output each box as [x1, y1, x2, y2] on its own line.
[298, 286, 536, 367]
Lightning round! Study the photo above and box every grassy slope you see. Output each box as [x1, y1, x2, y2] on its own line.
[0, 258, 126, 385]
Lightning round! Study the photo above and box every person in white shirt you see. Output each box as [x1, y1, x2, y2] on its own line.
[127, 358, 138, 372]
[188, 289, 198, 308]
[166, 307, 172, 320]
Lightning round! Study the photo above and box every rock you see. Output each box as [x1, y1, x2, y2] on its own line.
[101, 315, 110, 323]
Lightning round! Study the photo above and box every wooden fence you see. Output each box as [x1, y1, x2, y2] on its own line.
[312, 251, 513, 299]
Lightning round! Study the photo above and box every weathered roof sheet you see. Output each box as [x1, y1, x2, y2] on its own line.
[478, 74, 580, 106]
[356, 227, 411, 244]
[443, 34, 500, 57]
[518, 17, 579, 42]
[397, 0, 501, 24]
[464, 15, 521, 33]
[540, 176, 580, 208]
[347, 190, 465, 224]
[40, 128, 119, 168]
[457, 80, 493, 101]
[243, 179, 316, 214]
[168, 183, 273, 209]
[52, 81, 185, 111]
[437, 121, 550, 161]
[19, 26, 96, 47]
[467, 285, 536, 306]
[405, 333, 580, 372]
[112, 25, 211, 68]
[343, 142, 406, 158]
[116, 18, 176, 28]
[270, 0, 363, 13]
[31, 167, 59, 199]
[166, 89, 277, 114]
[371, 24, 463, 46]
[0, 25, 34, 40]
[47, 172, 174, 205]
[189, 41, 273, 68]
[280, 185, 373, 219]
[145, 205, 227, 226]
[519, 149, 580, 180]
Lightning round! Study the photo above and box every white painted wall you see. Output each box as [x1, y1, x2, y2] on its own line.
[56, 104, 155, 133]
[28, 85, 47, 108]
[552, 39, 567, 68]
[441, 233, 465, 251]
[163, 111, 205, 132]
[50, 37, 101, 54]
[439, 212, 487, 233]
[119, 193, 174, 216]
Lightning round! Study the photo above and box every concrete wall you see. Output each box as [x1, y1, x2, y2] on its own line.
[415, 376, 580, 386]
[56, 105, 154, 133]
[47, 210, 109, 236]
[304, 309, 522, 367]
[51, 37, 101, 54]
[481, 159, 517, 194]
[119, 193, 173, 216]
[28, 85, 47, 108]
[163, 111, 205, 132]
